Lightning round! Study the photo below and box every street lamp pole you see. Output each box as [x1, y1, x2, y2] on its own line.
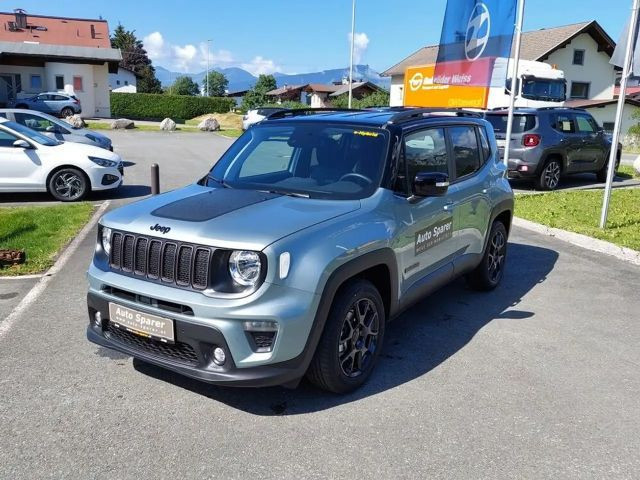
[348, 0, 356, 108]
[206, 39, 211, 97]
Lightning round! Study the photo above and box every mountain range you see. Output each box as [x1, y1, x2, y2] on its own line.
[154, 65, 391, 93]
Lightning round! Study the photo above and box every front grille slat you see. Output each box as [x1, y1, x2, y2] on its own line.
[109, 230, 211, 291]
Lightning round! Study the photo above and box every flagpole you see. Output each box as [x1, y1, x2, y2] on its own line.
[502, 0, 525, 168]
[348, 0, 356, 109]
[600, 0, 640, 228]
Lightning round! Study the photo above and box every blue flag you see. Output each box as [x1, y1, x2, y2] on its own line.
[434, 0, 517, 86]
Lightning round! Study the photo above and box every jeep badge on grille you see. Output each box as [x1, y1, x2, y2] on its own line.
[150, 224, 171, 234]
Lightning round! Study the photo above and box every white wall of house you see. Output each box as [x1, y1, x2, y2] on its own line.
[309, 92, 330, 108]
[45, 62, 95, 115]
[0, 65, 46, 103]
[390, 75, 404, 106]
[93, 64, 111, 117]
[109, 68, 137, 93]
[584, 102, 639, 136]
[545, 33, 616, 101]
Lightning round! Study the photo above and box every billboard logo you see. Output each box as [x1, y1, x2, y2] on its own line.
[465, 3, 491, 61]
[409, 72, 424, 91]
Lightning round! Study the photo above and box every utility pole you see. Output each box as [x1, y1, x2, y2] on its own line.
[206, 39, 211, 97]
[348, 0, 356, 108]
[600, 0, 639, 228]
[502, 0, 525, 168]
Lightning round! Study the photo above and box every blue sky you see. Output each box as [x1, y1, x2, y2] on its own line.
[5, 0, 628, 74]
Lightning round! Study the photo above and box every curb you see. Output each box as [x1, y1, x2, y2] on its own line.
[513, 217, 640, 266]
[0, 201, 110, 340]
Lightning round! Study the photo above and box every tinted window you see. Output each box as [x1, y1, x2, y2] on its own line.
[53, 95, 69, 101]
[0, 113, 7, 119]
[404, 128, 449, 183]
[575, 114, 597, 133]
[239, 139, 294, 178]
[1, 121, 59, 146]
[552, 114, 575, 133]
[0, 128, 18, 147]
[479, 126, 491, 162]
[14, 112, 66, 133]
[485, 114, 535, 133]
[450, 126, 481, 178]
[521, 79, 566, 102]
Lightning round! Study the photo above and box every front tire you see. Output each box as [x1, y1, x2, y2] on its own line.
[307, 279, 385, 394]
[536, 158, 562, 190]
[596, 152, 618, 183]
[466, 220, 508, 291]
[48, 168, 89, 202]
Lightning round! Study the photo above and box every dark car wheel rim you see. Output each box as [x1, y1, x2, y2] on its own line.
[62, 108, 73, 117]
[338, 298, 380, 378]
[543, 162, 560, 189]
[53, 172, 83, 200]
[487, 229, 506, 283]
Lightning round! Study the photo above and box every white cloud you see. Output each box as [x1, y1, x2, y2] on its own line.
[143, 31, 279, 75]
[348, 32, 370, 64]
[241, 56, 281, 76]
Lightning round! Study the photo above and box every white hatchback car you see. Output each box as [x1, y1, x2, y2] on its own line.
[242, 107, 287, 130]
[0, 118, 123, 201]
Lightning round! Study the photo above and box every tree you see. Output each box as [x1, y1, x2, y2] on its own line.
[169, 76, 200, 96]
[330, 89, 390, 109]
[203, 71, 228, 97]
[110, 24, 162, 94]
[242, 74, 278, 110]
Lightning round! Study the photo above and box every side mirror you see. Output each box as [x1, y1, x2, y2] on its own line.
[412, 172, 449, 198]
[13, 139, 32, 149]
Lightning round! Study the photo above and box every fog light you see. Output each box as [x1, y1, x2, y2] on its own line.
[212, 347, 226, 365]
[518, 165, 530, 172]
[243, 320, 278, 332]
[93, 311, 102, 327]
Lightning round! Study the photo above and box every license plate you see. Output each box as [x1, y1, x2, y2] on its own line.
[496, 139, 506, 148]
[108, 303, 175, 343]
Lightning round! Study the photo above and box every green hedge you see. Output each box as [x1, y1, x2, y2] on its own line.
[110, 92, 234, 120]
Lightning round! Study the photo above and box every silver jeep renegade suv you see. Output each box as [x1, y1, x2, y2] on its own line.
[87, 108, 514, 393]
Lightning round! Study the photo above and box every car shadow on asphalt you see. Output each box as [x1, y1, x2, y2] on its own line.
[511, 173, 634, 193]
[0, 185, 150, 204]
[133, 242, 558, 415]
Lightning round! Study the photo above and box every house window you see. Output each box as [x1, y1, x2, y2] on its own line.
[73, 76, 84, 92]
[55, 75, 64, 90]
[124, 80, 128, 85]
[116, 80, 121, 85]
[603, 122, 615, 133]
[30, 74, 42, 90]
[570, 82, 590, 99]
[573, 49, 585, 65]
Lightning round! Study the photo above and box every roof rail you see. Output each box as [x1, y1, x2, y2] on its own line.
[387, 108, 483, 124]
[266, 107, 367, 120]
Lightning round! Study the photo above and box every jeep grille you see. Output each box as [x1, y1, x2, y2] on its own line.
[109, 231, 212, 291]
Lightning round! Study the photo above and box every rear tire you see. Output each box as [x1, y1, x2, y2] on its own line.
[307, 279, 385, 394]
[535, 158, 562, 191]
[48, 168, 89, 202]
[466, 220, 508, 291]
[61, 107, 74, 118]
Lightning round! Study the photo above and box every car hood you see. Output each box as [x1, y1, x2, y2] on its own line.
[101, 184, 361, 251]
[47, 141, 120, 161]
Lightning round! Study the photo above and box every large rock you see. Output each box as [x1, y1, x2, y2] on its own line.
[159, 117, 176, 131]
[197, 116, 220, 132]
[111, 118, 135, 130]
[65, 114, 86, 129]
[634, 156, 640, 176]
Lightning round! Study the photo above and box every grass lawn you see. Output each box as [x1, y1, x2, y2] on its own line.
[0, 203, 94, 276]
[618, 164, 640, 179]
[516, 189, 640, 251]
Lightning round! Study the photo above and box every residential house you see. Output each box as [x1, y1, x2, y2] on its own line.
[329, 81, 384, 101]
[265, 84, 307, 104]
[382, 20, 640, 134]
[109, 67, 137, 93]
[0, 9, 121, 117]
[305, 84, 340, 108]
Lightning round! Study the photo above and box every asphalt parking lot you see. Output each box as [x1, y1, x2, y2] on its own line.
[1, 131, 639, 478]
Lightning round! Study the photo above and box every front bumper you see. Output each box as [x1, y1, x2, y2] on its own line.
[86, 263, 321, 387]
[88, 165, 123, 191]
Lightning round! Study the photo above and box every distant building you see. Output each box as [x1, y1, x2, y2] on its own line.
[265, 82, 383, 108]
[0, 9, 121, 117]
[109, 67, 137, 93]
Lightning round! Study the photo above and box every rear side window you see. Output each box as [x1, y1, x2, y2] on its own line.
[575, 114, 598, 133]
[450, 126, 481, 178]
[479, 126, 492, 162]
[485, 114, 535, 133]
[552, 114, 575, 133]
[404, 128, 449, 184]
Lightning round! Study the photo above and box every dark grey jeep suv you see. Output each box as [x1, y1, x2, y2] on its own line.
[485, 108, 621, 190]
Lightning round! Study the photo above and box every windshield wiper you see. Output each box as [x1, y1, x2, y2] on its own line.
[261, 189, 310, 198]
[207, 175, 231, 188]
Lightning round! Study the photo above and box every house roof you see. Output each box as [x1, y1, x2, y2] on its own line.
[382, 20, 615, 77]
[305, 83, 341, 93]
[0, 11, 111, 48]
[266, 84, 307, 96]
[566, 98, 640, 109]
[329, 81, 383, 97]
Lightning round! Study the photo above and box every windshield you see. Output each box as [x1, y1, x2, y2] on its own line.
[521, 78, 566, 102]
[3, 120, 61, 146]
[206, 123, 389, 200]
[485, 114, 536, 134]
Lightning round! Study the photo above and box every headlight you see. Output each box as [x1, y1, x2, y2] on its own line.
[101, 226, 112, 255]
[228, 250, 261, 286]
[89, 156, 118, 168]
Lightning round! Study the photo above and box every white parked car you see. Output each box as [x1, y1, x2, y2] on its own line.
[242, 107, 287, 130]
[0, 118, 123, 201]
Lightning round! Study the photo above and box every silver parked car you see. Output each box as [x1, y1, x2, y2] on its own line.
[0, 109, 113, 151]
